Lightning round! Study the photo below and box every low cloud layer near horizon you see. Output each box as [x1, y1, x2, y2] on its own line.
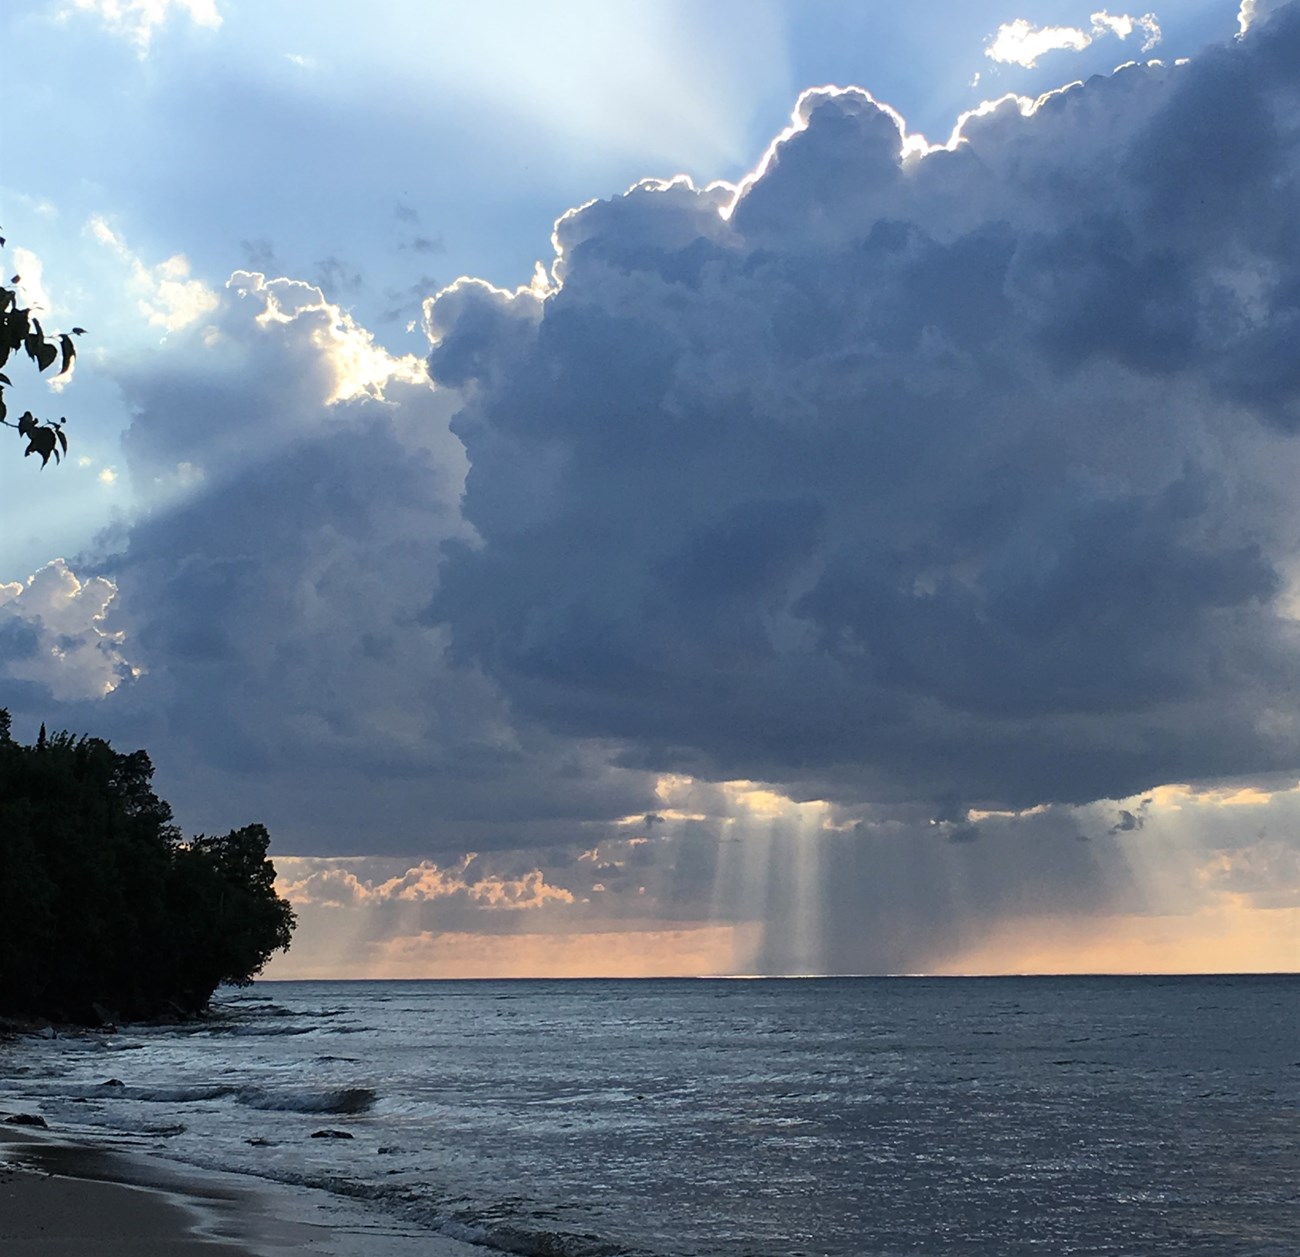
[3, 2, 1299, 973]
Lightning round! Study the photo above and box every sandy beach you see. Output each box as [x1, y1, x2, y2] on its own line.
[0, 1125, 479, 1257]
[0, 1161, 253, 1255]
[1, 1127, 264, 1255]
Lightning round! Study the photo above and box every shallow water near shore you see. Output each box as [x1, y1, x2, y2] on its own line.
[2, 975, 1296, 1256]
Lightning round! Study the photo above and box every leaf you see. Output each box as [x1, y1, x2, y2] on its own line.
[36, 340, 58, 373]
[10, 276, 18, 285]
[56, 427, 68, 455]
[8, 309, 29, 349]
[71, 327, 87, 336]
[58, 334, 75, 376]
[17, 410, 37, 438]
[24, 427, 58, 467]
[0, 372, 9, 386]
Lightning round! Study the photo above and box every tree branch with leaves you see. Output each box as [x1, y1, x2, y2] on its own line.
[0, 230, 84, 467]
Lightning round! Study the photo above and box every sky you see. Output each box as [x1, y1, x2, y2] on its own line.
[2, 0, 1298, 978]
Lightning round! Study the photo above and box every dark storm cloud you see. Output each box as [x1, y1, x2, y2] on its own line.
[0, 273, 659, 854]
[5, 9, 1300, 900]
[425, 7, 1300, 814]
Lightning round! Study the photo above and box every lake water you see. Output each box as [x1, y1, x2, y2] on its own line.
[2, 975, 1296, 1255]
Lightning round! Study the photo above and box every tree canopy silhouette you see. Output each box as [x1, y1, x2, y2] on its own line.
[0, 230, 81, 466]
[0, 711, 295, 1023]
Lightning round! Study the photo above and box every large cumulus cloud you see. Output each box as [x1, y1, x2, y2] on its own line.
[1, 270, 657, 854]
[427, 5, 1300, 815]
[4, 8, 1300, 975]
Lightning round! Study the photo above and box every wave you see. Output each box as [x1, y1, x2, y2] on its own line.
[239, 1086, 376, 1115]
[96, 1082, 376, 1116]
[436, 1218, 639, 1257]
[190, 1165, 646, 1257]
[116, 1084, 240, 1104]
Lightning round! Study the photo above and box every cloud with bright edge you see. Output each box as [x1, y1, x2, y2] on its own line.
[89, 216, 219, 333]
[1238, 0, 1290, 33]
[8, 5, 1300, 976]
[11, 248, 52, 320]
[62, 0, 221, 52]
[0, 560, 135, 701]
[987, 10, 1162, 67]
[424, 7, 1300, 819]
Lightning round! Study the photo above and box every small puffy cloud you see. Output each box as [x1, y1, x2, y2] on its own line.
[64, 0, 222, 53]
[279, 856, 574, 912]
[987, 11, 1161, 68]
[1090, 10, 1162, 49]
[89, 217, 218, 332]
[987, 18, 1093, 65]
[0, 560, 136, 701]
[228, 270, 424, 404]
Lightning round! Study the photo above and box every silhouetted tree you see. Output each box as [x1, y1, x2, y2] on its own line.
[1, 230, 82, 466]
[0, 713, 295, 1022]
[158, 825, 296, 1012]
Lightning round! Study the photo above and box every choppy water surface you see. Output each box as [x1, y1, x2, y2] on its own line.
[2, 975, 1296, 1256]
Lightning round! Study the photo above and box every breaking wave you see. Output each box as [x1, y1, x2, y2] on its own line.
[240, 1086, 377, 1115]
[100, 1082, 377, 1115]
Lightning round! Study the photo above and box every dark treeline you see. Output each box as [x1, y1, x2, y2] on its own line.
[0, 710, 295, 1024]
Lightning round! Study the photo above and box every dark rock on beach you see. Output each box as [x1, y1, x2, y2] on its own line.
[4, 1113, 48, 1127]
[90, 1003, 119, 1031]
[309, 1128, 354, 1140]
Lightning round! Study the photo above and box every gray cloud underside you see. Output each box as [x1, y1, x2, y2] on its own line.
[7, 9, 1300, 871]
[428, 7, 1300, 813]
[15, 274, 658, 855]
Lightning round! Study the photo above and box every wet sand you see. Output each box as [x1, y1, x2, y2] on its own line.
[0, 1126, 478, 1257]
[0, 1160, 256, 1254]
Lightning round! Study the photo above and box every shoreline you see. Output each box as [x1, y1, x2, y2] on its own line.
[1, 1127, 265, 1255]
[0, 1125, 480, 1257]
